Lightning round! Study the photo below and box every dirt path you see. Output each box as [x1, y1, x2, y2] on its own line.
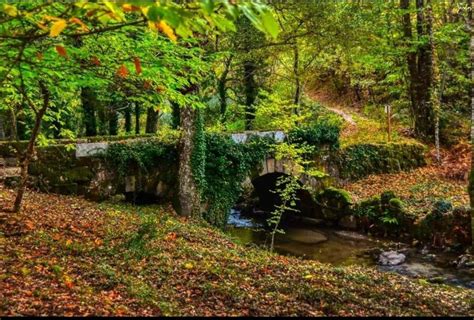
[325, 106, 356, 125]
[306, 89, 359, 126]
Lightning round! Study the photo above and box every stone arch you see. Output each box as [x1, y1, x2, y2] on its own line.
[245, 171, 320, 221]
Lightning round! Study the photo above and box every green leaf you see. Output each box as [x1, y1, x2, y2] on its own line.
[201, 0, 215, 15]
[260, 9, 279, 39]
[147, 5, 161, 22]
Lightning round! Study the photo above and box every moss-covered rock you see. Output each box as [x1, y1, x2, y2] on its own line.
[315, 187, 353, 222]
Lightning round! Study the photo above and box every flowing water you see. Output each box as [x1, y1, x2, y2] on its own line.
[226, 209, 474, 289]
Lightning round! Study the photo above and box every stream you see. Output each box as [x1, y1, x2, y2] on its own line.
[226, 209, 474, 289]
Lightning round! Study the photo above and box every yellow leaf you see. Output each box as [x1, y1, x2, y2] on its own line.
[3, 4, 18, 17]
[184, 262, 194, 270]
[50, 19, 67, 37]
[65, 239, 72, 246]
[37, 22, 48, 31]
[303, 274, 313, 279]
[122, 4, 132, 11]
[157, 20, 177, 42]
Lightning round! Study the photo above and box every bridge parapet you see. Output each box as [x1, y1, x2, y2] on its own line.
[230, 131, 285, 144]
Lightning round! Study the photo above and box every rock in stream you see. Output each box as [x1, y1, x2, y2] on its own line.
[378, 251, 406, 266]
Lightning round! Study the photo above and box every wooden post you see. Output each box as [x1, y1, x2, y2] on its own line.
[385, 105, 392, 142]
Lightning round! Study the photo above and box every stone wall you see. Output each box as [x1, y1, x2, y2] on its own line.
[0, 135, 428, 204]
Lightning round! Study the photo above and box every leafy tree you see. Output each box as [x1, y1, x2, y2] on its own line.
[0, 0, 279, 214]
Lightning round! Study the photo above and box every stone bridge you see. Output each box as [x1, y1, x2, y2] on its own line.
[0, 131, 327, 203]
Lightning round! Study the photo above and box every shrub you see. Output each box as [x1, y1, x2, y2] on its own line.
[315, 187, 353, 221]
[288, 114, 342, 151]
[104, 139, 177, 177]
[335, 142, 426, 180]
[354, 191, 409, 236]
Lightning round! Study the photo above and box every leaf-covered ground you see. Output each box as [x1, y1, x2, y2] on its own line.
[0, 187, 472, 316]
[344, 159, 469, 216]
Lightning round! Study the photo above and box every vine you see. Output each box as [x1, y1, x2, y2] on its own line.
[201, 134, 270, 228]
[103, 139, 177, 177]
[190, 108, 207, 199]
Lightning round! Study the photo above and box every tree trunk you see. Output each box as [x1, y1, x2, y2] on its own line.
[48, 101, 62, 139]
[466, 0, 474, 247]
[171, 102, 180, 129]
[124, 104, 132, 133]
[109, 109, 118, 136]
[134, 103, 141, 135]
[81, 87, 97, 137]
[293, 43, 301, 106]
[401, 0, 435, 140]
[145, 107, 159, 134]
[13, 82, 50, 213]
[178, 105, 202, 218]
[97, 106, 108, 136]
[16, 103, 28, 140]
[243, 60, 257, 130]
[218, 56, 232, 120]
[0, 114, 5, 140]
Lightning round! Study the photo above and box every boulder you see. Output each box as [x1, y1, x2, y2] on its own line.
[378, 251, 406, 266]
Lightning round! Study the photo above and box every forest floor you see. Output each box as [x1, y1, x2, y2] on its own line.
[344, 164, 469, 216]
[0, 186, 473, 316]
[308, 88, 419, 146]
[309, 88, 470, 216]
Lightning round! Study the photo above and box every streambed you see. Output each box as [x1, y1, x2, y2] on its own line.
[226, 209, 474, 289]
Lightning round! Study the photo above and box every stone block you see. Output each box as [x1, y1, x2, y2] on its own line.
[125, 176, 136, 192]
[76, 142, 109, 158]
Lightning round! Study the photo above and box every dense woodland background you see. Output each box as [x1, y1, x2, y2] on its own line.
[0, 0, 473, 317]
[1, 1, 471, 143]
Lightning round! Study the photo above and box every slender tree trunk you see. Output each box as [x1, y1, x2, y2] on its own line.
[171, 102, 180, 129]
[134, 103, 140, 135]
[0, 114, 5, 140]
[48, 101, 62, 139]
[466, 0, 474, 247]
[218, 56, 232, 120]
[109, 109, 118, 136]
[97, 106, 108, 136]
[13, 82, 50, 213]
[178, 105, 202, 217]
[145, 107, 159, 134]
[124, 104, 132, 133]
[293, 43, 301, 106]
[16, 103, 27, 140]
[81, 87, 97, 137]
[401, 0, 419, 127]
[243, 60, 257, 130]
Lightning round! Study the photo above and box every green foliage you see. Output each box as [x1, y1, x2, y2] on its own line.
[288, 114, 342, 151]
[201, 133, 270, 228]
[191, 109, 207, 195]
[354, 191, 409, 235]
[104, 139, 177, 177]
[354, 196, 381, 220]
[336, 142, 426, 180]
[268, 174, 301, 252]
[104, 133, 272, 228]
[315, 187, 352, 222]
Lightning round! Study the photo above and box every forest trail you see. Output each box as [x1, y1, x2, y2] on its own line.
[306, 89, 358, 126]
